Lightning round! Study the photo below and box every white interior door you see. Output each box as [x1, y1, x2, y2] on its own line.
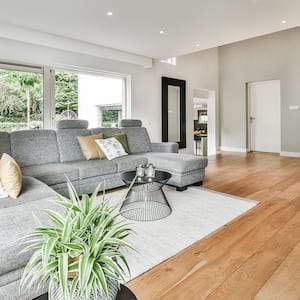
[248, 80, 281, 153]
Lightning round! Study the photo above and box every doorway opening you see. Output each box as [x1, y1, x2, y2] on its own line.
[247, 80, 281, 153]
[193, 88, 216, 156]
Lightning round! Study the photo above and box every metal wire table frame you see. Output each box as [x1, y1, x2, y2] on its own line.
[120, 170, 172, 221]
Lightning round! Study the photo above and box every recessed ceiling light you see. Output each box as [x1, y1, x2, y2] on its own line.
[159, 30, 164, 34]
[107, 11, 113, 16]
[196, 44, 200, 47]
[281, 20, 287, 24]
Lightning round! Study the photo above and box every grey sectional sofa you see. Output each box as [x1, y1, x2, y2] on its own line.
[0, 119, 207, 300]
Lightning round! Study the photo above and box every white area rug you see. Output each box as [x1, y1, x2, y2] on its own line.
[98, 186, 259, 281]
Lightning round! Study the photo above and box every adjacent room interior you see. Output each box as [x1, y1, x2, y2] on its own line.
[0, 1, 299, 299]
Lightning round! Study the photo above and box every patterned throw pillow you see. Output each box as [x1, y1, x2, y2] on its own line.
[104, 133, 130, 153]
[95, 137, 128, 160]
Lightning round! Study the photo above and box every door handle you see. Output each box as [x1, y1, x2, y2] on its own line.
[250, 116, 256, 121]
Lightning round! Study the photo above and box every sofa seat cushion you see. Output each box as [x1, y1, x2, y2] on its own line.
[138, 153, 208, 173]
[0, 197, 60, 277]
[22, 163, 79, 186]
[113, 155, 148, 172]
[65, 160, 118, 179]
[0, 176, 54, 209]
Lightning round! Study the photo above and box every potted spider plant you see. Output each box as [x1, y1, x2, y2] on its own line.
[20, 181, 134, 300]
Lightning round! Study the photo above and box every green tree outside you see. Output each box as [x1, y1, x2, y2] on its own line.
[55, 71, 78, 115]
[0, 69, 78, 131]
[0, 70, 43, 131]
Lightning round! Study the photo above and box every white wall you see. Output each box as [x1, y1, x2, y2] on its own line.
[0, 37, 219, 153]
[219, 27, 300, 154]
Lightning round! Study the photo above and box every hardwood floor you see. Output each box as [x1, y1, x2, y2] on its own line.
[127, 152, 300, 300]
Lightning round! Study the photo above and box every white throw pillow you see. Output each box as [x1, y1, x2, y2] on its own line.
[95, 137, 128, 160]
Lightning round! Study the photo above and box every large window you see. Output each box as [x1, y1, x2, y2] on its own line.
[54, 70, 125, 128]
[0, 65, 43, 132]
[0, 63, 130, 132]
[98, 105, 122, 128]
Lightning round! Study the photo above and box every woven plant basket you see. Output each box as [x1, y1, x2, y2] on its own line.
[49, 279, 119, 300]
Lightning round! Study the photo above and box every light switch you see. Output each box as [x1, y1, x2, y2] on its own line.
[289, 105, 299, 110]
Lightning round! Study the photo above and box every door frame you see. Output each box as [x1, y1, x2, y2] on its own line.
[193, 88, 217, 156]
[246, 80, 281, 153]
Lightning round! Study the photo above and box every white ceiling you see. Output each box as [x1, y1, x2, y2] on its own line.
[0, 0, 300, 59]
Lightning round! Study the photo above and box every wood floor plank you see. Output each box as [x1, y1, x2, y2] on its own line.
[253, 240, 300, 300]
[155, 198, 300, 300]
[205, 211, 300, 300]
[126, 152, 300, 299]
[128, 196, 299, 300]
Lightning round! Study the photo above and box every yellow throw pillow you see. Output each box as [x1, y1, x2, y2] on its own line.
[77, 134, 106, 160]
[0, 153, 22, 199]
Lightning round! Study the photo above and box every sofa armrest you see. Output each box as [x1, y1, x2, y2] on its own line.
[150, 142, 179, 153]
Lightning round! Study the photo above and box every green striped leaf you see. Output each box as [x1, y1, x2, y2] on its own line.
[79, 254, 95, 294]
[70, 276, 79, 299]
[54, 200, 82, 212]
[42, 237, 58, 270]
[42, 209, 65, 229]
[58, 253, 69, 298]
[92, 263, 108, 296]
[61, 213, 74, 243]
[105, 237, 135, 250]
[98, 256, 125, 280]
[63, 242, 84, 252]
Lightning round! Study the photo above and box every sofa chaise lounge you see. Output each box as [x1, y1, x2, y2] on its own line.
[0, 119, 207, 299]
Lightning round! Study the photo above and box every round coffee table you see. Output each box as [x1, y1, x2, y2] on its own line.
[120, 170, 172, 221]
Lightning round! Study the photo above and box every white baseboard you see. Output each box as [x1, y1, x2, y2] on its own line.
[220, 146, 247, 153]
[280, 151, 300, 158]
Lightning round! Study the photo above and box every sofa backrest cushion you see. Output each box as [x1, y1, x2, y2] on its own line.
[56, 128, 91, 162]
[119, 119, 142, 127]
[10, 130, 60, 167]
[56, 119, 89, 129]
[90, 128, 121, 136]
[120, 127, 152, 153]
[0, 132, 11, 156]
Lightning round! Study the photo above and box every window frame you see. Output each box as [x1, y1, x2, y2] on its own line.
[50, 66, 131, 129]
[97, 104, 123, 127]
